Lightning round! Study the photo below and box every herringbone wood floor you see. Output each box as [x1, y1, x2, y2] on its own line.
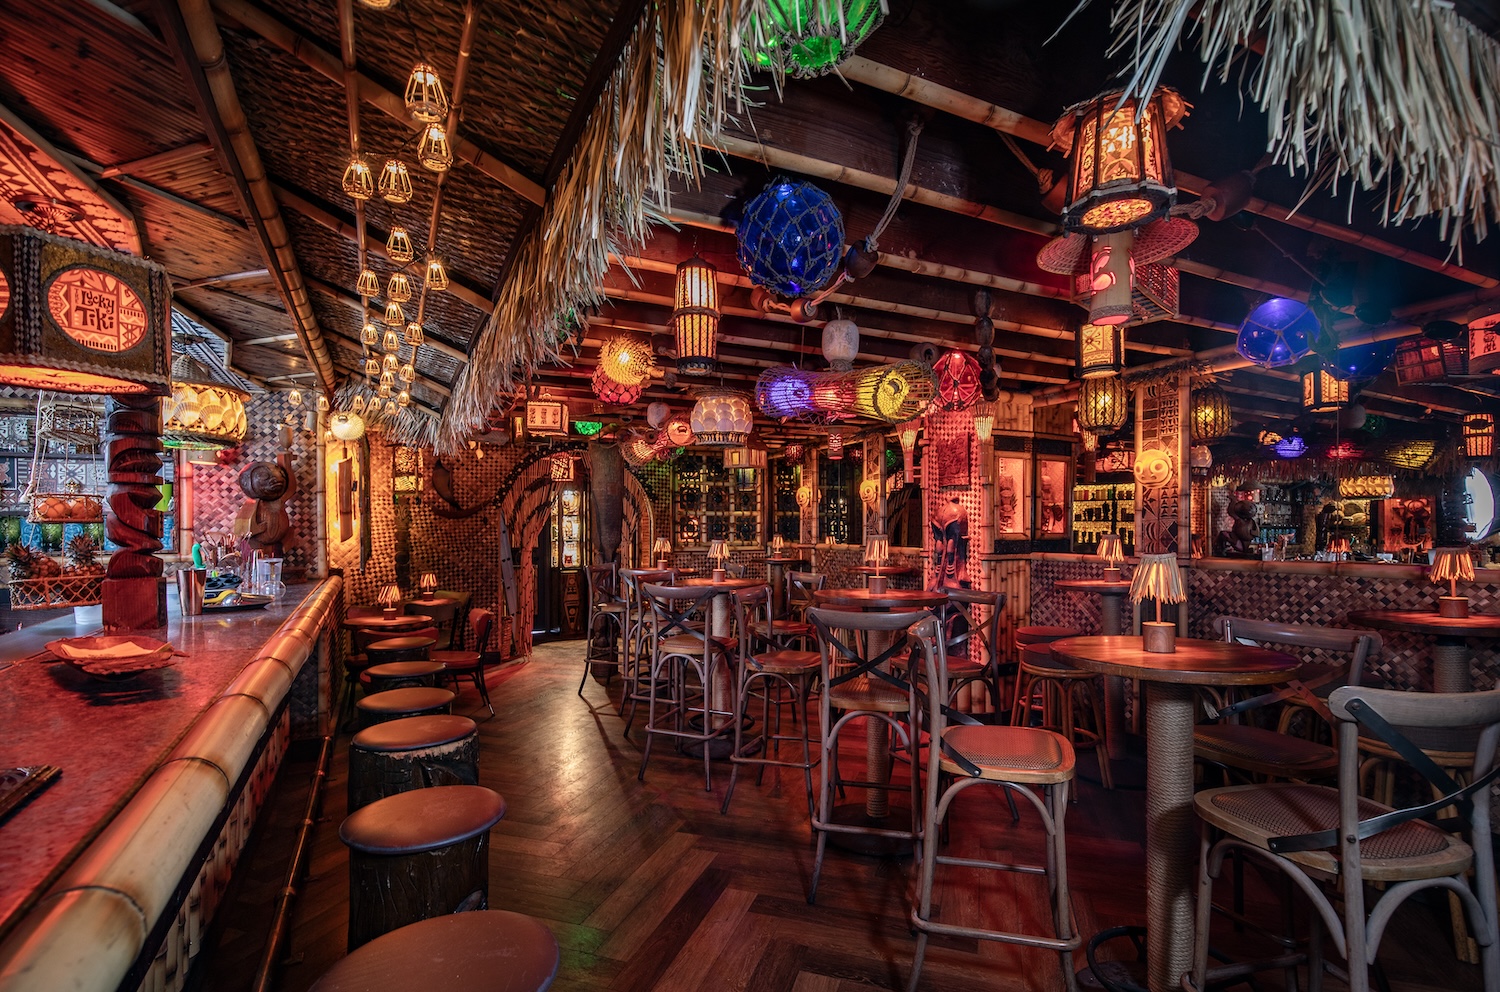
[193, 641, 1483, 992]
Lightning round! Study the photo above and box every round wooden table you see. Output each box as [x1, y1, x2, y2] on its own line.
[1346, 609, 1500, 693]
[342, 613, 434, 633]
[1050, 636, 1299, 992]
[1054, 578, 1134, 754]
[676, 577, 763, 744]
[811, 588, 947, 610]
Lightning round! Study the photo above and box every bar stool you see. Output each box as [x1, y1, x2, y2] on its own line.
[581, 563, 626, 695]
[308, 911, 560, 992]
[1012, 641, 1113, 790]
[356, 686, 455, 729]
[366, 631, 438, 665]
[348, 714, 479, 812]
[360, 660, 444, 692]
[339, 784, 507, 950]
[619, 567, 675, 733]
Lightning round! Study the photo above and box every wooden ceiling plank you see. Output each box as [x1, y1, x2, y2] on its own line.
[175, 268, 269, 289]
[99, 140, 215, 178]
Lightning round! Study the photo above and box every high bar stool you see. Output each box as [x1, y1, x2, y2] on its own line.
[348, 714, 479, 812]
[339, 784, 506, 950]
[360, 660, 444, 692]
[309, 911, 560, 992]
[356, 686, 455, 729]
[1012, 640, 1113, 790]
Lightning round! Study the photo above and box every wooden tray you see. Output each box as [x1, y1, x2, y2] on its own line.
[0, 765, 60, 825]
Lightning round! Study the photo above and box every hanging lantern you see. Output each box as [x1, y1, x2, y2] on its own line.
[736, 179, 845, 298]
[690, 387, 753, 447]
[316, 393, 329, 412]
[1236, 297, 1317, 369]
[363, 356, 380, 377]
[397, 389, 410, 407]
[404, 322, 424, 347]
[382, 399, 398, 417]
[1469, 310, 1500, 373]
[1258, 430, 1282, 447]
[356, 268, 380, 297]
[1077, 375, 1128, 433]
[424, 256, 449, 292]
[417, 123, 453, 172]
[898, 421, 919, 478]
[796, 484, 814, 508]
[351, 394, 367, 415]
[1394, 336, 1467, 384]
[1087, 232, 1136, 325]
[747, 0, 887, 78]
[1301, 368, 1349, 413]
[404, 62, 449, 122]
[973, 401, 996, 444]
[382, 350, 399, 371]
[361, 320, 380, 346]
[600, 332, 655, 385]
[671, 255, 719, 375]
[383, 300, 405, 327]
[161, 354, 249, 449]
[399, 362, 415, 383]
[329, 411, 365, 441]
[646, 402, 670, 428]
[1188, 383, 1232, 441]
[386, 225, 414, 264]
[1081, 429, 1098, 452]
[1384, 439, 1439, 470]
[932, 350, 982, 411]
[287, 388, 303, 407]
[378, 369, 395, 391]
[1189, 445, 1213, 470]
[591, 363, 643, 405]
[784, 443, 804, 462]
[1051, 88, 1186, 234]
[826, 430, 844, 460]
[1077, 322, 1125, 378]
[665, 416, 695, 446]
[382, 329, 401, 354]
[754, 362, 934, 423]
[377, 158, 413, 204]
[821, 317, 860, 371]
[386, 271, 412, 303]
[1466, 414, 1495, 458]
[724, 444, 769, 469]
[549, 452, 575, 482]
[341, 156, 374, 200]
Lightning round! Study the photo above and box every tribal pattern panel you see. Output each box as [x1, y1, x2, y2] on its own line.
[1135, 375, 1182, 555]
[1030, 558, 1138, 635]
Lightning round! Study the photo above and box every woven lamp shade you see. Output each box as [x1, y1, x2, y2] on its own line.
[1078, 322, 1125, 378]
[1394, 336, 1466, 384]
[864, 533, 889, 565]
[1432, 548, 1476, 586]
[1301, 368, 1349, 413]
[378, 159, 413, 204]
[417, 123, 453, 172]
[1129, 553, 1185, 607]
[1189, 384, 1232, 441]
[1465, 414, 1494, 458]
[386, 226, 414, 264]
[672, 256, 719, 375]
[708, 539, 729, 563]
[356, 268, 380, 297]
[755, 361, 934, 424]
[342, 156, 374, 200]
[424, 257, 449, 292]
[1077, 375, 1128, 433]
[404, 62, 449, 122]
[599, 332, 655, 386]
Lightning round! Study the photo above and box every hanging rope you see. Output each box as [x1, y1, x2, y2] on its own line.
[866, 118, 924, 253]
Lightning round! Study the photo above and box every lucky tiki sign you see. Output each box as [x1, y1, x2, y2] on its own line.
[46, 267, 148, 353]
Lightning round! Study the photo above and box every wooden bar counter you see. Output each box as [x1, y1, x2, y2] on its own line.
[0, 576, 343, 992]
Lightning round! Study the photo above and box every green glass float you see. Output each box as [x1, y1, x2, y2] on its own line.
[748, 0, 887, 78]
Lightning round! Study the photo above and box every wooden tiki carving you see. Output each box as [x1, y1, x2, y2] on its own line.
[103, 393, 166, 628]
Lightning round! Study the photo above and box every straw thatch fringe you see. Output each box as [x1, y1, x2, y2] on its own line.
[333, 381, 440, 449]
[439, 0, 768, 453]
[1074, 0, 1500, 251]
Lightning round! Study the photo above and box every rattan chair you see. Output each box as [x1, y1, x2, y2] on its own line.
[580, 563, 627, 697]
[721, 584, 821, 818]
[1189, 684, 1500, 992]
[806, 606, 930, 902]
[906, 615, 1080, 992]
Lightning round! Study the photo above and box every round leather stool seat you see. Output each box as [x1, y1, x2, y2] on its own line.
[366, 634, 438, 664]
[1019, 642, 1082, 673]
[353, 714, 476, 752]
[356, 687, 454, 728]
[360, 660, 444, 690]
[341, 784, 505, 854]
[309, 910, 559, 992]
[348, 715, 480, 812]
[1014, 625, 1079, 645]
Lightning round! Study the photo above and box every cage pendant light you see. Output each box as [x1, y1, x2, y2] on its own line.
[1188, 383, 1232, 441]
[1053, 88, 1185, 235]
[341, 156, 375, 200]
[1077, 322, 1125, 378]
[361, 321, 380, 347]
[378, 159, 413, 204]
[399, 362, 415, 383]
[356, 268, 380, 297]
[382, 329, 401, 354]
[364, 356, 380, 377]
[404, 62, 449, 122]
[383, 300, 405, 327]
[404, 322, 424, 347]
[672, 255, 720, 375]
[417, 124, 453, 172]
[386, 226, 415, 263]
[1077, 375, 1129, 433]
[425, 256, 449, 292]
[386, 271, 413, 303]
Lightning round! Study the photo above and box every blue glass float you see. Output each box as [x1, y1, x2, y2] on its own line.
[1274, 435, 1307, 458]
[1236, 297, 1319, 368]
[1324, 339, 1397, 381]
[736, 179, 845, 298]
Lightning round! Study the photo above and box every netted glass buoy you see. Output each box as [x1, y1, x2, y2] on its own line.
[736, 179, 844, 298]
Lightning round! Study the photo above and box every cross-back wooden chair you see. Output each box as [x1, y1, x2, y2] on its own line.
[935, 588, 1011, 720]
[580, 563, 626, 697]
[619, 567, 675, 733]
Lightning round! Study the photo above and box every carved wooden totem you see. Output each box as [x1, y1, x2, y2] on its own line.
[103, 393, 167, 629]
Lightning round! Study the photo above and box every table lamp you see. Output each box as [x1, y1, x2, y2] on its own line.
[1431, 547, 1476, 618]
[1096, 532, 1125, 579]
[708, 539, 729, 582]
[770, 533, 785, 556]
[865, 534, 891, 594]
[653, 537, 672, 570]
[377, 582, 403, 618]
[418, 572, 439, 600]
[1326, 537, 1350, 564]
[1129, 553, 1186, 653]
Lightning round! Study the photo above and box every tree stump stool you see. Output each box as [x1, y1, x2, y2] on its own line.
[356, 687, 455, 730]
[348, 714, 479, 812]
[339, 785, 507, 951]
[309, 910, 559, 992]
[360, 660, 444, 692]
[366, 634, 438, 665]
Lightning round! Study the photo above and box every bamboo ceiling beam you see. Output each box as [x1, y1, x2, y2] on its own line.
[99, 140, 214, 178]
[163, 0, 338, 397]
[175, 268, 269, 289]
[336, 0, 370, 330]
[840, 56, 1500, 292]
[212, 0, 544, 205]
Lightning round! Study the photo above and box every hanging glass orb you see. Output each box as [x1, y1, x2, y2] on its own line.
[932, 350, 981, 411]
[386, 225, 415, 263]
[1188, 383, 1232, 441]
[404, 322, 425, 347]
[736, 179, 844, 298]
[425, 256, 449, 292]
[747, 0, 886, 78]
[404, 62, 449, 122]
[417, 123, 453, 172]
[356, 268, 380, 297]
[1077, 375, 1128, 434]
[341, 156, 374, 200]
[386, 271, 412, 303]
[361, 321, 380, 347]
[378, 158, 413, 204]
[1236, 297, 1318, 368]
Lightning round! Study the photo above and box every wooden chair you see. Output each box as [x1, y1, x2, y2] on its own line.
[806, 606, 930, 902]
[906, 615, 1080, 992]
[1011, 640, 1113, 790]
[580, 563, 626, 697]
[721, 584, 821, 819]
[935, 588, 1011, 720]
[619, 567, 676, 733]
[774, 570, 824, 649]
[1189, 684, 1500, 992]
[405, 597, 459, 649]
[432, 609, 496, 715]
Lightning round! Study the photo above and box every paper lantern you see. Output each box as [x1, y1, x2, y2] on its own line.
[690, 388, 753, 447]
[1466, 414, 1495, 458]
[747, 0, 886, 78]
[736, 179, 844, 298]
[1077, 322, 1125, 378]
[377, 158, 413, 204]
[672, 255, 719, 375]
[329, 411, 365, 441]
[1052, 88, 1185, 235]
[1469, 310, 1500, 374]
[1188, 383, 1232, 441]
[1087, 232, 1136, 325]
[932, 350, 981, 411]
[161, 355, 249, 449]
[550, 452, 575, 482]
[754, 362, 934, 423]
[1077, 375, 1128, 434]
[404, 62, 449, 122]
[784, 443, 804, 462]
[723, 444, 768, 469]
[821, 317, 860, 371]
[1301, 368, 1349, 413]
[1237, 297, 1317, 369]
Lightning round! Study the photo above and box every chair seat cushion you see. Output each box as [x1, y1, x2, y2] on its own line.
[659, 634, 737, 656]
[1195, 783, 1471, 881]
[747, 649, 820, 674]
[352, 714, 478, 752]
[356, 687, 456, 716]
[308, 910, 559, 992]
[368, 635, 439, 652]
[828, 674, 911, 713]
[360, 661, 444, 685]
[340, 784, 506, 853]
[1194, 724, 1337, 777]
[939, 725, 1075, 784]
[431, 650, 480, 671]
[1015, 625, 1079, 645]
[770, 619, 812, 636]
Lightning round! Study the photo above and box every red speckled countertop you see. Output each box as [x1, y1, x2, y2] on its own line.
[0, 585, 323, 935]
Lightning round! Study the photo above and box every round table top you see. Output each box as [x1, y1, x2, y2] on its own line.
[1347, 609, 1500, 638]
[853, 565, 920, 576]
[342, 612, 433, 631]
[812, 587, 948, 610]
[1054, 579, 1133, 594]
[764, 556, 804, 564]
[678, 576, 763, 592]
[1050, 635, 1299, 686]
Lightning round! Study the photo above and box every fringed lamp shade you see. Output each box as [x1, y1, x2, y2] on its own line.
[755, 362, 934, 423]
[1394, 336, 1466, 384]
[1339, 475, 1395, 499]
[933, 350, 982, 411]
[1188, 384, 1232, 441]
[1096, 531, 1124, 577]
[1237, 298, 1316, 369]
[404, 62, 449, 122]
[378, 582, 402, 617]
[1432, 547, 1476, 616]
[1077, 375, 1128, 434]
[690, 388, 753, 447]
[865, 533, 889, 567]
[708, 539, 729, 564]
[1130, 552, 1185, 651]
[0, 226, 172, 395]
[161, 354, 248, 450]
[1078, 323, 1125, 378]
[747, 0, 886, 78]
[1466, 414, 1494, 458]
[672, 256, 719, 375]
[1052, 89, 1184, 235]
[600, 332, 655, 386]
[1302, 368, 1349, 413]
[736, 179, 845, 298]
